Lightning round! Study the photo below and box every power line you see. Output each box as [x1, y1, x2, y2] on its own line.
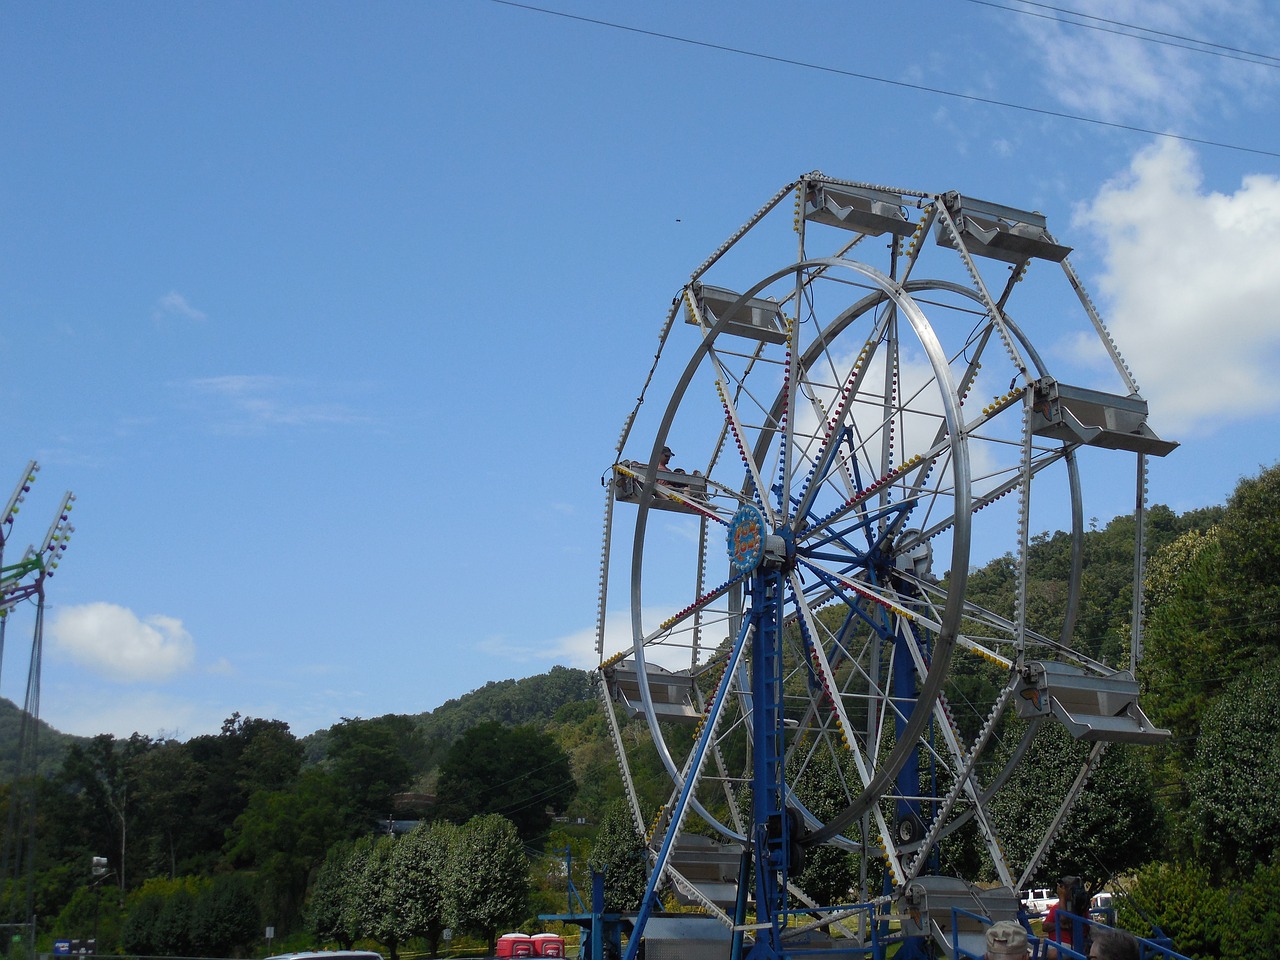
[964, 0, 1280, 68]
[486, 0, 1280, 160]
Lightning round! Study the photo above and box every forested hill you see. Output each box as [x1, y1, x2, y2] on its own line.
[415, 664, 593, 741]
[0, 696, 84, 779]
[0, 663, 594, 774]
[301, 663, 594, 765]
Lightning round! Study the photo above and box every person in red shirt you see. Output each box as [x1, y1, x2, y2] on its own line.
[1042, 875, 1089, 959]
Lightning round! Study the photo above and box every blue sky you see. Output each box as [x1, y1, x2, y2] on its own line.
[2, 0, 1279, 740]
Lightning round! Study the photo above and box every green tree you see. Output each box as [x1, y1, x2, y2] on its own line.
[1143, 466, 1280, 748]
[1141, 526, 1231, 751]
[131, 740, 202, 879]
[340, 837, 376, 946]
[447, 814, 528, 952]
[437, 722, 578, 841]
[1116, 861, 1228, 960]
[307, 840, 355, 948]
[117, 875, 257, 957]
[1141, 465, 1280, 868]
[51, 882, 125, 954]
[1185, 663, 1280, 879]
[236, 718, 306, 793]
[588, 801, 647, 912]
[152, 880, 198, 955]
[192, 873, 260, 956]
[183, 715, 304, 874]
[54, 733, 155, 893]
[226, 766, 346, 932]
[1215, 463, 1280, 652]
[120, 884, 166, 956]
[988, 721, 1162, 889]
[349, 834, 401, 960]
[548, 701, 622, 818]
[1222, 862, 1280, 960]
[326, 716, 423, 830]
[392, 821, 457, 957]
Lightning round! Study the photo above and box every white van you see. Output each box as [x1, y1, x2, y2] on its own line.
[268, 952, 383, 960]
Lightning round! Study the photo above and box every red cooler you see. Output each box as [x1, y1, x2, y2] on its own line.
[533, 934, 565, 958]
[496, 934, 534, 959]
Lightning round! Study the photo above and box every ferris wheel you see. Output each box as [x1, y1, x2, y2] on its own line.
[593, 174, 1176, 960]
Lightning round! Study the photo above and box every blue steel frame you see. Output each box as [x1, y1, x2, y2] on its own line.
[620, 520, 940, 960]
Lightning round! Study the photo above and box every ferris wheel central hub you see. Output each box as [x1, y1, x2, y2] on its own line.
[727, 503, 792, 573]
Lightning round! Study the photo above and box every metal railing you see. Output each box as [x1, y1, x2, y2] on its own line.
[945, 908, 1194, 960]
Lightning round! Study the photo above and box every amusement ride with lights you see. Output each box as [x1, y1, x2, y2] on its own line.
[0, 461, 76, 935]
[590, 172, 1181, 960]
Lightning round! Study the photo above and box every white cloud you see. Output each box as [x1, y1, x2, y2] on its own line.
[1011, 0, 1275, 125]
[49, 602, 196, 682]
[189, 375, 372, 430]
[481, 606, 691, 671]
[43, 689, 206, 740]
[153, 291, 207, 324]
[1075, 140, 1280, 433]
[522, 623, 603, 670]
[206, 657, 236, 677]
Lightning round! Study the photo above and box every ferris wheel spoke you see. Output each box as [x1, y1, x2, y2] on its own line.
[640, 571, 749, 646]
[795, 555, 940, 633]
[792, 318, 894, 521]
[902, 442, 1071, 552]
[902, 684, 1019, 886]
[885, 323, 997, 538]
[787, 571, 864, 756]
[788, 591, 904, 874]
[706, 353, 782, 523]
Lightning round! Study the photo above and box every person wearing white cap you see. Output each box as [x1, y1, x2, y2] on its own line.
[985, 919, 1030, 960]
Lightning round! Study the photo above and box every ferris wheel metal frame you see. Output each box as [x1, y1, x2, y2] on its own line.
[593, 173, 1176, 960]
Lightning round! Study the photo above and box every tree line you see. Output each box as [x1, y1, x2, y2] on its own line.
[0, 701, 586, 956]
[307, 815, 527, 960]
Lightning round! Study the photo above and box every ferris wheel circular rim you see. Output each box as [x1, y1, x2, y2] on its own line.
[617, 259, 1091, 872]
[625, 257, 972, 840]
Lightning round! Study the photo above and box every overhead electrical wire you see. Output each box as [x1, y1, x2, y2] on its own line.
[967, 0, 1280, 67]
[486, 0, 1280, 160]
